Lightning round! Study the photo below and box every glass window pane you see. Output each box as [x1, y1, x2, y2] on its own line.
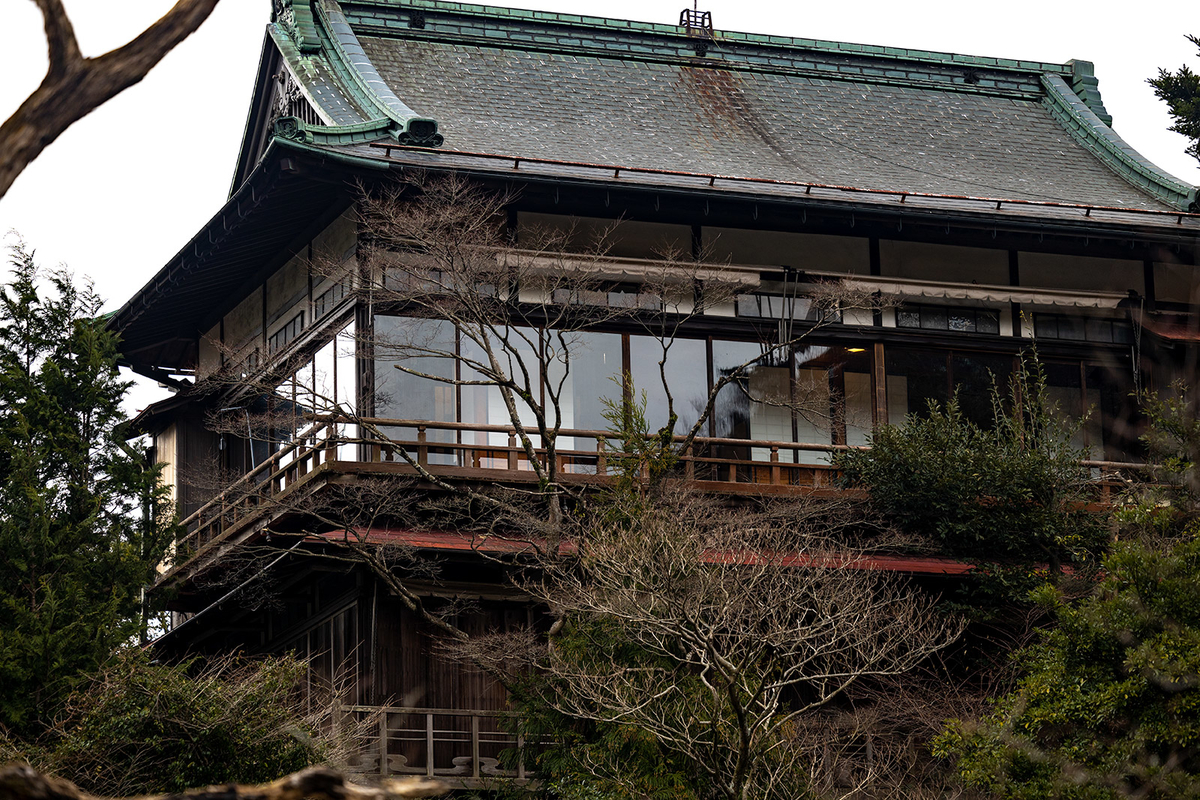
[335, 321, 358, 460]
[951, 352, 1013, 428]
[948, 310, 974, 332]
[1034, 315, 1058, 339]
[629, 336, 708, 438]
[920, 307, 948, 330]
[713, 340, 793, 464]
[545, 331, 623, 454]
[374, 316, 457, 464]
[886, 347, 948, 422]
[896, 309, 920, 328]
[977, 310, 1000, 334]
[1086, 362, 1142, 462]
[794, 344, 874, 461]
[1059, 317, 1086, 340]
[1044, 361, 1087, 453]
[1085, 318, 1113, 343]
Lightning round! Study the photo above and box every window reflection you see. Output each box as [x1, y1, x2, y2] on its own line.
[629, 336, 707, 437]
[886, 347, 1011, 428]
[545, 331, 624, 452]
[712, 340, 793, 463]
[794, 345, 874, 448]
[363, 314, 1143, 471]
[374, 316, 457, 465]
[460, 325, 541, 457]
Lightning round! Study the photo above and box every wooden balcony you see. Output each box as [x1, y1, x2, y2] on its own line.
[164, 416, 1143, 582]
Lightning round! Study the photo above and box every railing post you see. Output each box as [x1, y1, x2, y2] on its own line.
[507, 432, 518, 471]
[770, 446, 780, 485]
[417, 426, 428, 467]
[379, 713, 389, 776]
[517, 733, 526, 780]
[728, 462, 737, 482]
[685, 444, 694, 480]
[596, 437, 607, 476]
[426, 713, 435, 776]
[471, 714, 480, 779]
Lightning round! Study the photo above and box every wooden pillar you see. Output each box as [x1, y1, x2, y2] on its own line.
[873, 342, 887, 426]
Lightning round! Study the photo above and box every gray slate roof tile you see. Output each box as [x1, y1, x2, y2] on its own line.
[359, 36, 1173, 210]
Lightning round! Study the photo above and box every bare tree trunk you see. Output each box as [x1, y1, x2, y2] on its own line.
[0, 765, 446, 800]
[0, 0, 221, 199]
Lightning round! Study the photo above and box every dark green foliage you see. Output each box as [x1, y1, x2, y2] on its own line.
[506, 623, 703, 800]
[1150, 35, 1200, 172]
[934, 387, 1200, 798]
[10, 651, 326, 796]
[934, 536, 1200, 799]
[837, 357, 1105, 577]
[0, 242, 174, 732]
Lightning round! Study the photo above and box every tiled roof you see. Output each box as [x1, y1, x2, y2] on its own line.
[267, 0, 1198, 213]
[361, 38, 1169, 209]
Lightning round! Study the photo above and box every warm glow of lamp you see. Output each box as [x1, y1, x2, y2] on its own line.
[845, 347, 866, 353]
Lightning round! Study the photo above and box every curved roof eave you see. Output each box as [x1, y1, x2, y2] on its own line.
[272, 0, 442, 147]
[1042, 73, 1198, 212]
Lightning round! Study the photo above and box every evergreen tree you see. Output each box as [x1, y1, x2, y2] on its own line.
[0, 242, 173, 733]
[934, 388, 1200, 798]
[1150, 35, 1200, 183]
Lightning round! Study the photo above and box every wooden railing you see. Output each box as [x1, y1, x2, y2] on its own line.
[340, 705, 538, 785]
[358, 416, 854, 484]
[171, 416, 1145, 565]
[175, 419, 344, 556]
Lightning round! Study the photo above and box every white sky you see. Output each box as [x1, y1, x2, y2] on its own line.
[0, 0, 1197, 410]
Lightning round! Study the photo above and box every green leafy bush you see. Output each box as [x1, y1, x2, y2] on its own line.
[15, 651, 330, 796]
[935, 535, 1200, 799]
[837, 358, 1105, 573]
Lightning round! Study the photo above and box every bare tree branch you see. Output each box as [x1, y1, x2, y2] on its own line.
[0, 765, 447, 800]
[0, 0, 221, 199]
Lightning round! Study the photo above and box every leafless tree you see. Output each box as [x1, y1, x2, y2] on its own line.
[334, 173, 881, 527]
[0, 0, 221, 200]
[448, 492, 964, 800]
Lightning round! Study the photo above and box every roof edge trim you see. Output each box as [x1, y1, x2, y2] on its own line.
[1065, 60, 1112, 126]
[276, 115, 419, 147]
[278, 0, 321, 52]
[344, 0, 1079, 77]
[1042, 73, 1197, 212]
[314, 0, 444, 146]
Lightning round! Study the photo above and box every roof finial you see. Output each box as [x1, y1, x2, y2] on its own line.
[679, 4, 712, 36]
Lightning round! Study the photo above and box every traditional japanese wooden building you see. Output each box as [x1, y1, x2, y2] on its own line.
[110, 0, 1199, 784]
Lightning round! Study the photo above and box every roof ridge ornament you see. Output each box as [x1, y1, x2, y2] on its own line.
[680, 3, 713, 56]
[273, 0, 321, 54]
[679, 4, 713, 36]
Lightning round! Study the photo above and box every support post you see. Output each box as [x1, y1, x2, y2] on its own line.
[426, 713, 435, 777]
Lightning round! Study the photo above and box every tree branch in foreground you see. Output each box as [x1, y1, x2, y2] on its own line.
[0, 0, 220, 200]
[0, 765, 447, 800]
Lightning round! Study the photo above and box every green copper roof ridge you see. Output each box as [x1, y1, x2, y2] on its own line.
[277, 0, 321, 52]
[273, 115, 401, 146]
[348, 20, 1044, 103]
[1065, 60, 1112, 126]
[343, 0, 1078, 76]
[268, 24, 355, 125]
[1041, 73, 1196, 212]
[311, 5, 395, 124]
[317, 0, 440, 137]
